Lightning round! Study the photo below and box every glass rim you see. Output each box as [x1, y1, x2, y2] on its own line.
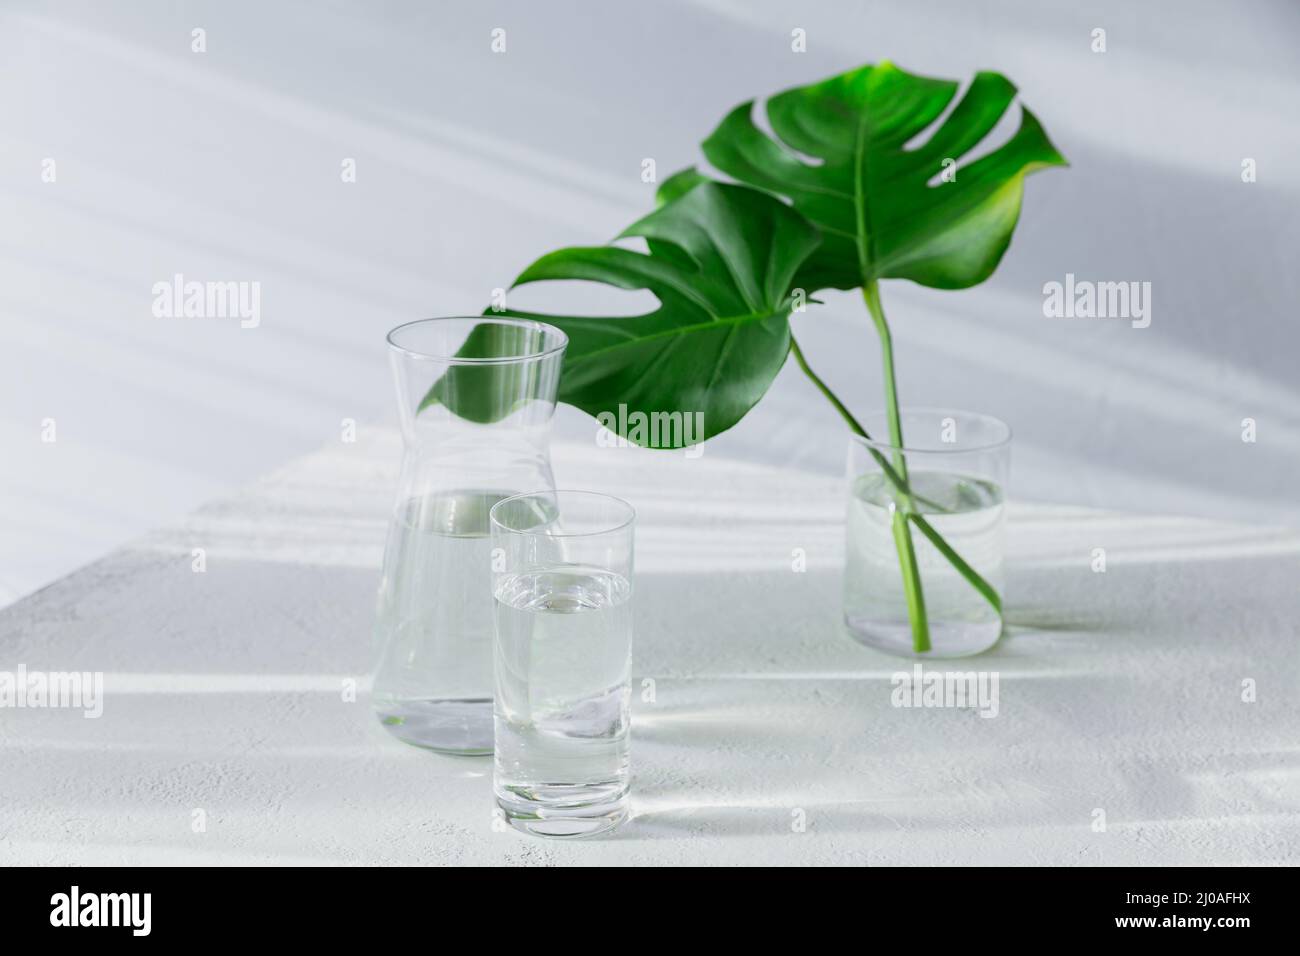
[386, 316, 568, 365]
[490, 489, 636, 538]
[849, 406, 1012, 455]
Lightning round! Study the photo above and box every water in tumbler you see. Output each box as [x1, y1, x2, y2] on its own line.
[493, 565, 632, 837]
[844, 471, 1004, 657]
[372, 490, 508, 753]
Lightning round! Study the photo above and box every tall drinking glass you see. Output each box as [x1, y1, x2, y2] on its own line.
[373, 317, 566, 754]
[489, 490, 635, 838]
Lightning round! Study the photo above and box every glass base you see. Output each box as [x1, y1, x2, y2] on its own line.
[375, 698, 493, 755]
[845, 615, 1001, 659]
[495, 782, 629, 838]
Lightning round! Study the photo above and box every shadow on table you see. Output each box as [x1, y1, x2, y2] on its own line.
[620, 801, 903, 840]
[4, 508, 1296, 860]
[618, 540, 1300, 848]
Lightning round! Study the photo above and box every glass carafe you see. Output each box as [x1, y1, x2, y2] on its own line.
[373, 317, 567, 753]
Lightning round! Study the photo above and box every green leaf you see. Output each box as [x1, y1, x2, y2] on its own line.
[655, 166, 710, 206]
[493, 181, 820, 446]
[417, 320, 561, 422]
[702, 60, 1067, 291]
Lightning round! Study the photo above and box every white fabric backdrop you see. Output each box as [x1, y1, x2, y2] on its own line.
[2, 0, 1298, 604]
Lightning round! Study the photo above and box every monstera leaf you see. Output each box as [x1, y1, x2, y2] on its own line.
[702, 61, 1067, 292]
[416, 61, 1066, 654]
[418, 319, 566, 423]
[481, 179, 820, 446]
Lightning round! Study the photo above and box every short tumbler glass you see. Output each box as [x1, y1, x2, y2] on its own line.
[843, 408, 1010, 659]
[489, 490, 635, 838]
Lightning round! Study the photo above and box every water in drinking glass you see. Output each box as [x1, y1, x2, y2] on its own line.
[493, 564, 632, 837]
[843, 470, 1004, 657]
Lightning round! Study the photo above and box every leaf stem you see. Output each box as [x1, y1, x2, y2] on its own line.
[862, 282, 930, 653]
[910, 512, 1002, 614]
[789, 334, 947, 513]
[788, 328, 1002, 624]
[789, 335, 866, 439]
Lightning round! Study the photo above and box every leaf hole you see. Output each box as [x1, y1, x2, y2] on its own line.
[902, 77, 971, 154]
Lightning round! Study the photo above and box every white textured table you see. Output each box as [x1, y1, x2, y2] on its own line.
[2, 431, 1298, 865]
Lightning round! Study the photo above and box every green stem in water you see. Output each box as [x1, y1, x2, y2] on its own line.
[909, 512, 1002, 614]
[788, 330, 1002, 625]
[862, 282, 929, 653]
